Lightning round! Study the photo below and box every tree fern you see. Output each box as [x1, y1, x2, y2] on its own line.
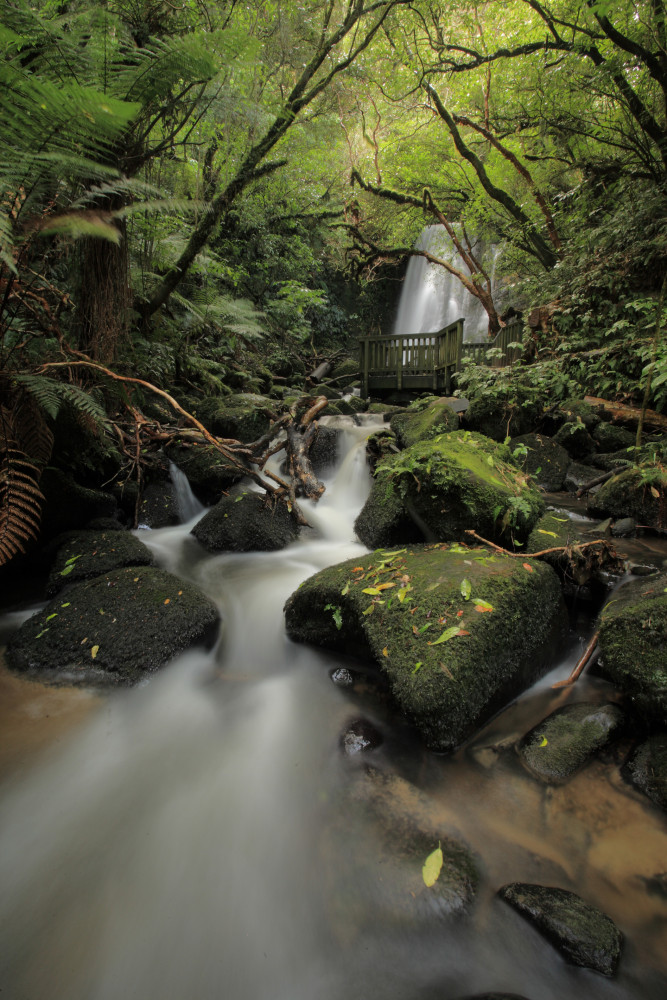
[14, 375, 111, 431]
[0, 406, 48, 566]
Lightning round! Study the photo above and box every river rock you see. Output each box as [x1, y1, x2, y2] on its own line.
[558, 398, 602, 431]
[339, 718, 383, 755]
[596, 572, 667, 726]
[509, 433, 570, 491]
[454, 995, 531, 1000]
[389, 398, 459, 448]
[164, 444, 246, 504]
[622, 735, 667, 811]
[39, 468, 119, 541]
[588, 468, 666, 529]
[196, 393, 275, 442]
[463, 387, 540, 441]
[138, 477, 180, 528]
[553, 421, 596, 460]
[593, 421, 635, 452]
[563, 461, 602, 494]
[517, 702, 625, 783]
[45, 529, 154, 597]
[192, 490, 300, 552]
[497, 883, 622, 976]
[354, 432, 543, 550]
[5, 566, 220, 686]
[309, 424, 341, 474]
[284, 543, 566, 751]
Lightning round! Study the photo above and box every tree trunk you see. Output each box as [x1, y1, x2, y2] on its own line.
[76, 219, 131, 362]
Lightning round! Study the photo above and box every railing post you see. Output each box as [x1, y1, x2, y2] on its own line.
[361, 339, 369, 398]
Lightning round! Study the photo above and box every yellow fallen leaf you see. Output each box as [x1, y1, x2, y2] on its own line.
[539, 736, 548, 747]
[422, 845, 443, 887]
[382, 647, 389, 657]
[164, 598, 170, 605]
[91, 645, 99, 659]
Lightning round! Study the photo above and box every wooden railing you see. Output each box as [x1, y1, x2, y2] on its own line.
[359, 316, 523, 397]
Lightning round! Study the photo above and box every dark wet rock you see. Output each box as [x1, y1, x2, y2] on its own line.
[45, 530, 154, 597]
[138, 478, 180, 528]
[339, 718, 383, 755]
[611, 516, 637, 537]
[315, 383, 343, 401]
[336, 394, 366, 416]
[285, 543, 566, 752]
[518, 702, 625, 783]
[622, 735, 667, 811]
[196, 393, 275, 442]
[355, 432, 543, 550]
[464, 388, 540, 442]
[309, 424, 341, 474]
[642, 872, 667, 899]
[365, 430, 400, 475]
[553, 421, 596, 460]
[164, 444, 246, 504]
[563, 461, 603, 494]
[5, 566, 220, 687]
[593, 421, 636, 452]
[331, 667, 356, 686]
[597, 572, 667, 727]
[454, 994, 530, 1000]
[628, 561, 658, 575]
[324, 768, 479, 930]
[39, 468, 118, 542]
[389, 398, 459, 449]
[498, 882, 622, 976]
[558, 398, 602, 431]
[588, 450, 634, 473]
[85, 516, 126, 532]
[509, 433, 570, 491]
[192, 490, 299, 553]
[588, 467, 666, 529]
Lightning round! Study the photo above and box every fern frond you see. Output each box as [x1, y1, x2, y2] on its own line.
[14, 375, 111, 431]
[4, 398, 54, 469]
[0, 440, 44, 565]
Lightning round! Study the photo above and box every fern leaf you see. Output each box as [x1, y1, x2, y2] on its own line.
[0, 442, 44, 565]
[14, 376, 111, 432]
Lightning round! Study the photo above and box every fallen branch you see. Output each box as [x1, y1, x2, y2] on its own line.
[584, 395, 667, 433]
[552, 632, 599, 689]
[575, 468, 622, 497]
[463, 529, 613, 559]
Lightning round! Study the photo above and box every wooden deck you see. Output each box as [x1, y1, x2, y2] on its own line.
[359, 317, 523, 398]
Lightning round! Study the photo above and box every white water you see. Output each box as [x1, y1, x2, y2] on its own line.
[1, 420, 667, 1000]
[393, 225, 495, 340]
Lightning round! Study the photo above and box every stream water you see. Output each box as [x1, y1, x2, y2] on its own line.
[1, 417, 667, 1000]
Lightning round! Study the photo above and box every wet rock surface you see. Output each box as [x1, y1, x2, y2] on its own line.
[285, 543, 566, 751]
[389, 397, 459, 448]
[553, 421, 596, 459]
[192, 490, 300, 552]
[498, 882, 623, 976]
[45, 530, 154, 597]
[510, 433, 570, 492]
[622, 735, 667, 811]
[339, 718, 383, 755]
[588, 467, 667, 528]
[6, 566, 220, 686]
[517, 702, 625, 783]
[164, 443, 246, 504]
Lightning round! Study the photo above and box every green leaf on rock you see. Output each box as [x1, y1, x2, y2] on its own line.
[422, 845, 443, 887]
[460, 578, 472, 600]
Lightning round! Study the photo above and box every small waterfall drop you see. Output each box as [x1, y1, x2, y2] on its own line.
[393, 225, 495, 340]
[169, 461, 205, 521]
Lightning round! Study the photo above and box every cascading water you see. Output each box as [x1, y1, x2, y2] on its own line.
[1, 418, 667, 1000]
[393, 225, 496, 340]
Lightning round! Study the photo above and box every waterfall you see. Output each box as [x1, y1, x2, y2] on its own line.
[393, 225, 496, 341]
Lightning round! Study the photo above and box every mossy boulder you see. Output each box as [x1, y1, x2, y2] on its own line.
[588, 467, 667, 529]
[5, 566, 220, 686]
[39, 468, 118, 541]
[593, 421, 635, 452]
[553, 421, 596, 459]
[622, 736, 667, 811]
[284, 543, 565, 751]
[191, 490, 299, 553]
[138, 478, 180, 528]
[45, 530, 154, 597]
[336, 394, 366, 415]
[510, 433, 570, 491]
[330, 357, 359, 381]
[517, 702, 624, 783]
[463, 388, 540, 441]
[596, 573, 667, 726]
[558, 398, 602, 430]
[196, 393, 275, 442]
[389, 399, 459, 448]
[165, 443, 246, 504]
[355, 432, 544, 550]
[498, 883, 622, 976]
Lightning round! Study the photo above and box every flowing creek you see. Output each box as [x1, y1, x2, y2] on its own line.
[1, 416, 667, 1000]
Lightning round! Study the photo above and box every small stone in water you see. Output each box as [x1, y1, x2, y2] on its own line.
[330, 667, 355, 686]
[339, 719, 383, 755]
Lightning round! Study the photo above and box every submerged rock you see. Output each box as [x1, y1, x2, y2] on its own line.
[497, 883, 622, 976]
[622, 735, 667, 811]
[165, 443, 246, 504]
[517, 702, 624, 783]
[339, 718, 383, 755]
[285, 543, 566, 751]
[6, 566, 220, 686]
[510, 433, 570, 492]
[192, 491, 300, 553]
[45, 529, 154, 597]
[355, 431, 543, 550]
[597, 573, 667, 727]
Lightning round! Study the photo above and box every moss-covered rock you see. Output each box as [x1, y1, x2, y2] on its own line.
[39, 468, 119, 541]
[45, 530, 154, 597]
[336, 394, 367, 415]
[588, 467, 667, 528]
[558, 398, 602, 430]
[389, 398, 459, 448]
[593, 421, 636, 452]
[308, 424, 342, 474]
[622, 735, 667, 811]
[518, 702, 624, 783]
[5, 566, 220, 686]
[284, 543, 565, 751]
[330, 357, 360, 381]
[196, 393, 275, 442]
[355, 432, 543, 550]
[191, 490, 299, 553]
[138, 478, 180, 528]
[597, 573, 667, 727]
[510, 433, 570, 491]
[164, 443, 246, 504]
[498, 883, 622, 976]
[463, 388, 540, 441]
[553, 421, 596, 459]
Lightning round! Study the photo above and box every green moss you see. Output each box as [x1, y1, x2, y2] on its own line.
[389, 400, 459, 448]
[589, 467, 667, 528]
[519, 703, 624, 782]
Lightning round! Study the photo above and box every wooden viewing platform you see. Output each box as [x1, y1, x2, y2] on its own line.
[359, 316, 523, 398]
